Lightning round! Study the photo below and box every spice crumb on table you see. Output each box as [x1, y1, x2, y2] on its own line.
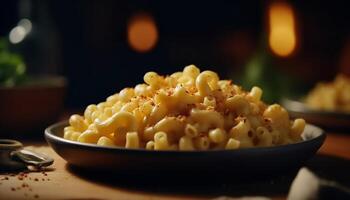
[0, 170, 50, 199]
[0, 145, 209, 200]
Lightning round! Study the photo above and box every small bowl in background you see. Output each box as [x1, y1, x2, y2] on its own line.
[282, 98, 350, 131]
[0, 76, 66, 138]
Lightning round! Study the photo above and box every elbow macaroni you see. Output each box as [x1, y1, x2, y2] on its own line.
[64, 65, 305, 150]
[305, 74, 350, 113]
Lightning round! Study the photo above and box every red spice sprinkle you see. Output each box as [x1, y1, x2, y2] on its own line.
[34, 178, 39, 181]
[11, 187, 16, 191]
[18, 177, 23, 180]
[4, 177, 9, 180]
[34, 194, 39, 198]
[47, 178, 50, 181]
[42, 178, 45, 181]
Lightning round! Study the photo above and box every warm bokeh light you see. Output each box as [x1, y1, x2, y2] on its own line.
[127, 12, 158, 53]
[9, 26, 26, 44]
[9, 18, 32, 44]
[268, 2, 297, 57]
[18, 18, 32, 33]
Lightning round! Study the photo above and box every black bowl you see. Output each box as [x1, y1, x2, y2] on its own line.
[282, 98, 350, 131]
[45, 121, 326, 177]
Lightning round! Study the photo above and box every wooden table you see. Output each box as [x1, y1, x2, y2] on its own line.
[1, 132, 349, 200]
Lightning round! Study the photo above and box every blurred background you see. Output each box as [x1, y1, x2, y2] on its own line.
[1, 0, 349, 109]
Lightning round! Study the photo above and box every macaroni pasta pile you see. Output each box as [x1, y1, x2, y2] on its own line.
[305, 74, 350, 113]
[64, 65, 305, 150]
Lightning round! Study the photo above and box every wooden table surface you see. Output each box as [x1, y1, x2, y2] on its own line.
[1, 131, 349, 200]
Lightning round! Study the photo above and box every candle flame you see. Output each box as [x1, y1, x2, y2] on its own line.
[268, 2, 297, 57]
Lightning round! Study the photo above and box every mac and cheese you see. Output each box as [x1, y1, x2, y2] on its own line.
[64, 65, 305, 150]
[305, 74, 350, 113]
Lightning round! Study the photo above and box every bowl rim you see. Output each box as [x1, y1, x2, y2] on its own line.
[282, 98, 350, 117]
[45, 121, 326, 154]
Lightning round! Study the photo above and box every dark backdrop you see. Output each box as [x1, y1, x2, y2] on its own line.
[1, 0, 349, 108]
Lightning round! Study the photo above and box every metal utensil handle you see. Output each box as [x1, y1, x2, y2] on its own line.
[11, 149, 54, 168]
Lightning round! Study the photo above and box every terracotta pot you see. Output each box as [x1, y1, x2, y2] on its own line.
[0, 76, 66, 137]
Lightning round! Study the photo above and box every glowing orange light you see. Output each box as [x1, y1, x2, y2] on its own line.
[268, 2, 297, 57]
[127, 12, 158, 53]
